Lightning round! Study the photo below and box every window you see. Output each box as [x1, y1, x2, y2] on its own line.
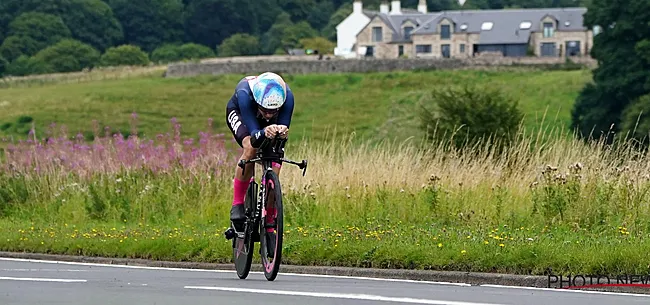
[460, 44, 465, 53]
[440, 24, 451, 39]
[372, 27, 382, 42]
[519, 21, 532, 30]
[543, 22, 554, 38]
[404, 26, 414, 40]
[415, 44, 432, 53]
[481, 22, 493, 31]
[398, 45, 404, 57]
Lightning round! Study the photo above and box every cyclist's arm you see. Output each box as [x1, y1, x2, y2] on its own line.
[237, 90, 267, 148]
[277, 88, 295, 128]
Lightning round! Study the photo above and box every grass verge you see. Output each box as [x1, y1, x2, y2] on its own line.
[1, 118, 650, 276]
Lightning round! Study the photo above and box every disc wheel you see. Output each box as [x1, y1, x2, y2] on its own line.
[260, 170, 283, 281]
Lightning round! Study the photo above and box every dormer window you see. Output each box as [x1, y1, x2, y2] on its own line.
[440, 24, 450, 39]
[519, 21, 531, 30]
[543, 22, 554, 37]
[481, 22, 493, 31]
[404, 26, 414, 40]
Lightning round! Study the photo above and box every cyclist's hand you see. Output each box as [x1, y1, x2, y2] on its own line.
[277, 125, 289, 139]
[264, 124, 279, 138]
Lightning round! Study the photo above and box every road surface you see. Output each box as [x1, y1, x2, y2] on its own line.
[0, 257, 649, 305]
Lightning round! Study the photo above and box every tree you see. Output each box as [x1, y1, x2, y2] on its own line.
[217, 33, 261, 57]
[0, 36, 40, 62]
[106, 0, 184, 52]
[7, 12, 72, 51]
[281, 21, 318, 50]
[34, 39, 101, 73]
[321, 2, 351, 41]
[299, 37, 335, 54]
[0, 0, 123, 52]
[184, 0, 261, 49]
[260, 12, 294, 55]
[0, 55, 7, 76]
[570, 0, 650, 141]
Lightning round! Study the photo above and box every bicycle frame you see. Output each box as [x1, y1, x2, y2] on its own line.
[236, 134, 307, 228]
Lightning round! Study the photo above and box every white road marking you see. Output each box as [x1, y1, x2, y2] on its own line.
[0, 276, 87, 283]
[184, 286, 504, 305]
[480, 284, 650, 298]
[1, 268, 93, 272]
[0, 257, 469, 286]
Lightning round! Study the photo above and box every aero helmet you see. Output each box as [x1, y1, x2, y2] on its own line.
[249, 72, 287, 110]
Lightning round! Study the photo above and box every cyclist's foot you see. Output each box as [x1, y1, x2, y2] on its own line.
[230, 204, 245, 222]
[265, 231, 276, 258]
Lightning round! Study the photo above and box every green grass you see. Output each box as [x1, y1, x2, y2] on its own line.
[2, 123, 650, 276]
[0, 69, 592, 145]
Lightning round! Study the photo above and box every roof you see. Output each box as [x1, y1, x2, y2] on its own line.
[412, 7, 588, 44]
[364, 7, 588, 45]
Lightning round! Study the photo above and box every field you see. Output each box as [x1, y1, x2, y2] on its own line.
[0, 68, 592, 145]
[4, 67, 650, 276]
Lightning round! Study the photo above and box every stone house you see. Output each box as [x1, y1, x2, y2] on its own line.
[348, 1, 600, 59]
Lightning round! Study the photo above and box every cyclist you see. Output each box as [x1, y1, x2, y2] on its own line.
[225, 72, 294, 254]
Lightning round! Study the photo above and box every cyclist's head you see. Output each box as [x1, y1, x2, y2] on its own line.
[250, 72, 287, 119]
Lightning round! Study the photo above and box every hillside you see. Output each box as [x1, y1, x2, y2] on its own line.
[0, 69, 592, 145]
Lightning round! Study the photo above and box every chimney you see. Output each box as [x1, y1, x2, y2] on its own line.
[353, 0, 362, 14]
[418, 0, 427, 13]
[380, 1, 389, 14]
[390, 0, 401, 15]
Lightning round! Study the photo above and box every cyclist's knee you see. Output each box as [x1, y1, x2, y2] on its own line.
[240, 137, 256, 160]
[242, 146, 256, 160]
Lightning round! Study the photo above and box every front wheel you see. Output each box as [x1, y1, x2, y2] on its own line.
[260, 170, 283, 281]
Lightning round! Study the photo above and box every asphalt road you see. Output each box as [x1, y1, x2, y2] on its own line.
[0, 257, 649, 305]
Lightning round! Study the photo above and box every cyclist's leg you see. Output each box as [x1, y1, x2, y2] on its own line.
[226, 107, 256, 222]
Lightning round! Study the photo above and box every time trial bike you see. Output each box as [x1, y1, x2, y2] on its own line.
[224, 134, 307, 281]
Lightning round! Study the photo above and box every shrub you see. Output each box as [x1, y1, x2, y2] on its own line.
[151, 43, 214, 64]
[151, 44, 182, 63]
[217, 33, 260, 57]
[33, 39, 101, 73]
[4, 55, 52, 76]
[178, 43, 214, 60]
[99, 45, 150, 67]
[620, 94, 650, 146]
[418, 84, 524, 152]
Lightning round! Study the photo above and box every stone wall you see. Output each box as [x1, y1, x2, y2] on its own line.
[165, 55, 597, 78]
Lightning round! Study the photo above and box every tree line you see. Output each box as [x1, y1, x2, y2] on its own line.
[0, 0, 589, 77]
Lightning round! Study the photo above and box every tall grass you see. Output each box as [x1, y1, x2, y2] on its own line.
[2, 113, 650, 228]
[2, 115, 650, 274]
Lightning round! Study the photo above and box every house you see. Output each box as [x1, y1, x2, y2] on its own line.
[341, 1, 599, 59]
[335, 0, 429, 58]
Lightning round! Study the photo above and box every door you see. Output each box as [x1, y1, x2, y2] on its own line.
[565, 41, 581, 56]
[441, 44, 450, 58]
